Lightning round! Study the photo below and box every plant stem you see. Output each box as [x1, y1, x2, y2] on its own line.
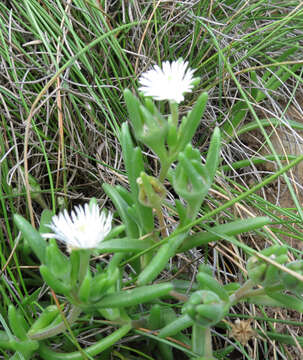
[78, 250, 90, 285]
[192, 324, 213, 358]
[229, 279, 255, 304]
[39, 324, 132, 360]
[170, 101, 179, 128]
[230, 280, 285, 304]
[244, 283, 284, 299]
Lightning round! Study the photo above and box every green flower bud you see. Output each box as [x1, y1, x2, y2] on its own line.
[247, 259, 267, 284]
[247, 245, 288, 286]
[282, 260, 303, 294]
[172, 144, 210, 202]
[182, 290, 225, 327]
[137, 172, 166, 208]
[138, 105, 168, 147]
[124, 89, 168, 151]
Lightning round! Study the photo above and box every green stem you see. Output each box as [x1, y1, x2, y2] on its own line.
[230, 281, 284, 304]
[244, 283, 284, 300]
[39, 324, 132, 360]
[192, 324, 213, 358]
[78, 250, 90, 285]
[170, 101, 179, 128]
[229, 279, 254, 304]
[158, 102, 179, 182]
[28, 306, 82, 340]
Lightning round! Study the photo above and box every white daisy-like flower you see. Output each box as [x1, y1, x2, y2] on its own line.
[43, 203, 112, 250]
[138, 60, 195, 103]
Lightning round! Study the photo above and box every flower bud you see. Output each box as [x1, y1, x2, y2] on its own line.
[172, 144, 210, 203]
[124, 89, 168, 151]
[182, 290, 225, 327]
[247, 245, 288, 286]
[138, 105, 168, 147]
[282, 260, 303, 294]
[137, 172, 166, 208]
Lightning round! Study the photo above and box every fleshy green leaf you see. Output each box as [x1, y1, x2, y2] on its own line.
[14, 214, 46, 263]
[94, 283, 173, 308]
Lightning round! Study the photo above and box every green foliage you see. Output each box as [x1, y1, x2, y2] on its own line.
[13, 214, 47, 263]
[247, 245, 288, 286]
[282, 260, 303, 294]
[10, 85, 301, 359]
[8, 83, 303, 360]
[28, 306, 63, 338]
[182, 290, 225, 327]
[2, 0, 303, 359]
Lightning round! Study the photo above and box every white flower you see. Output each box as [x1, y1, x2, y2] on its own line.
[138, 60, 195, 103]
[43, 203, 112, 250]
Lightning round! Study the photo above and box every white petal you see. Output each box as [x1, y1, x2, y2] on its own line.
[43, 203, 112, 250]
[138, 60, 195, 103]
